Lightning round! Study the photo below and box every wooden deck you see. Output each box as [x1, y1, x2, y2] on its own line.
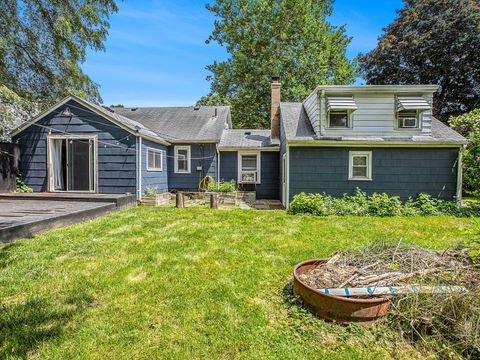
[0, 193, 136, 243]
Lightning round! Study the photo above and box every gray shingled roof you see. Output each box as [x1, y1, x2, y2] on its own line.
[84, 98, 167, 144]
[280, 102, 467, 144]
[112, 106, 231, 142]
[218, 129, 278, 149]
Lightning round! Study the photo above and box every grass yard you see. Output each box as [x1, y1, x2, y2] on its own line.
[0, 206, 477, 359]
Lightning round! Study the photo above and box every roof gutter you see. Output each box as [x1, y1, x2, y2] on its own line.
[288, 140, 466, 148]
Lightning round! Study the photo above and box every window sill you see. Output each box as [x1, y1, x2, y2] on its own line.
[175, 170, 191, 174]
[348, 177, 372, 181]
[147, 168, 163, 172]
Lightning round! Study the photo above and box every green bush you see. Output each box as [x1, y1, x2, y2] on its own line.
[15, 177, 32, 193]
[450, 109, 480, 196]
[288, 189, 479, 217]
[145, 186, 158, 198]
[208, 180, 236, 193]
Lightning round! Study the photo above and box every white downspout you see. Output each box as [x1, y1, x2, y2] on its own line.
[456, 145, 464, 205]
[286, 143, 290, 209]
[137, 136, 143, 201]
[217, 148, 221, 183]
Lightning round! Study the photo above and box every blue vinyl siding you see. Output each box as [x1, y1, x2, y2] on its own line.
[289, 147, 459, 202]
[13, 99, 137, 194]
[219, 151, 280, 200]
[167, 143, 217, 191]
[141, 139, 168, 194]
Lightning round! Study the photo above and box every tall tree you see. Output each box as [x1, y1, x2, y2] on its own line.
[200, 0, 357, 128]
[0, 0, 118, 137]
[359, 0, 480, 122]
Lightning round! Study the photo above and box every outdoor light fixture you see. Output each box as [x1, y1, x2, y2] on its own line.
[62, 107, 73, 117]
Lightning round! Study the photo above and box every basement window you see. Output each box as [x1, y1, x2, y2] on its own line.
[174, 146, 191, 173]
[349, 151, 372, 181]
[147, 148, 163, 172]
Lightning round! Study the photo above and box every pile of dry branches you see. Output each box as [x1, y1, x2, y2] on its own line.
[300, 243, 480, 291]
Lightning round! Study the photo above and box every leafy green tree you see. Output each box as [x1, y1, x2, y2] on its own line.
[0, 0, 118, 137]
[359, 0, 480, 122]
[200, 0, 357, 128]
[450, 109, 480, 196]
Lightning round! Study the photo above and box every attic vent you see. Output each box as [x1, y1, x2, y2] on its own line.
[194, 105, 201, 110]
[244, 131, 252, 136]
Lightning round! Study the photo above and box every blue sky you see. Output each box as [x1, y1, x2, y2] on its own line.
[82, 0, 404, 107]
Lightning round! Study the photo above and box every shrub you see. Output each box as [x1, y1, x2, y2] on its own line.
[288, 189, 479, 217]
[208, 180, 236, 193]
[367, 193, 403, 217]
[450, 109, 480, 196]
[145, 186, 158, 198]
[15, 177, 32, 193]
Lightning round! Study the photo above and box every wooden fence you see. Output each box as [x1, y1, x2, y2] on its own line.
[0, 143, 20, 193]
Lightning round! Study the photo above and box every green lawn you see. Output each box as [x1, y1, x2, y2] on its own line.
[0, 206, 477, 359]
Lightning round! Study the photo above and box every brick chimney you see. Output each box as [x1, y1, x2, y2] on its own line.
[270, 76, 281, 140]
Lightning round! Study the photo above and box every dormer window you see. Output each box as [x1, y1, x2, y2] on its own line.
[329, 110, 351, 128]
[397, 110, 419, 128]
[326, 96, 357, 129]
[396, 96, 431, 130]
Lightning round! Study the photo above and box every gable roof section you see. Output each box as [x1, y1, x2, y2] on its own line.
[112, 106, 231, 142]
[218, 129, 279, 149]
[279, 102, 316, 141]
[280, 102, 467, 145]
[11, 95, 169, 145]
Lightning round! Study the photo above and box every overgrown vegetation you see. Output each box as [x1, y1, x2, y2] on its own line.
[467, 220, 480, 263]
[0, 206, 475, 358]
[289, 189, 480, 217]
[451, 108, 480, 197]
[208, 179, 236, 193]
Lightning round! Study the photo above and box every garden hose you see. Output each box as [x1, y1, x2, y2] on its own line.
[199, 176, 215, 192]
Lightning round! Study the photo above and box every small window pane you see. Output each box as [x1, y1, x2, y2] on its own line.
[176, 148, 189, 171]
[329, 111, 349, 127]
[353, 156, 367, 166]
[148, 151, 155, 168]
[154, 152, 161, 168]
[242, 155, 257, 170]
[353, 167, 367, 177]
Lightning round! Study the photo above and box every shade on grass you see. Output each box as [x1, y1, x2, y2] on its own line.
[0, 206, 476, 359]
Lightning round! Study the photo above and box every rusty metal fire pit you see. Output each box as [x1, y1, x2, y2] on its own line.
[293, 259, 390, 324]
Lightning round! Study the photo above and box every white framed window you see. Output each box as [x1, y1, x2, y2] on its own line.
[238, 152, 261, 184]
[146, 148, 163, 172]
[174, 146, 191, 173]
[397, 110, 420, 129]
[349, 151, 372, 181]
[328, 109, 352, 128]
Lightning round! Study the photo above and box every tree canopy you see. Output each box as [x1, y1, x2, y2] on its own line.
[450, 108, 480, 196]
[0, 0, 118, 137]
[359, 0, 480, 122]
[199, 0, 358, 128]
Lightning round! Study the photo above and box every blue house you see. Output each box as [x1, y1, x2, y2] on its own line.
[11, 79, 467, 207]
